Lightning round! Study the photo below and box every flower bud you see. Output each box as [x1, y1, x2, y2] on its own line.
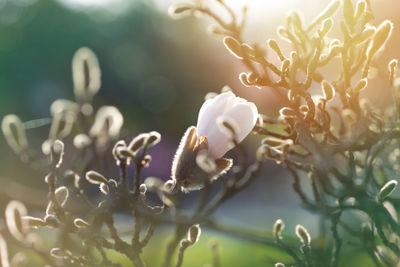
[0, 234, 10, 267]
[295, 224, 311, 246]
[73, 134, 92, 149]
[268, 39, 284, 60]
[343, 0, 354, 26]
[128, 134, 148, 152]
[188, 224, 201, 245]
[273, 219, 285, 238]
[147, 131, 161, 146]
[354, 1, 366, 21]
[168, 3, 193, 19]
[72, 47, 101, 102]
[1, 114, 28, 155]
[223, 37, 244, 59]
[321, 80, 335, 101]
[55, 186, 69, 207]
[22, 216, 45, 228]
[379, 180, 397, 200]
[73, 218, 89, 228]
[352, 78, 368, 93]
[5, 201, 27, 242]
[319, 18, 333, 37]
[85, 170, 108, 184]
[99, 183, 109, 195]
[367, 20, 393, 59]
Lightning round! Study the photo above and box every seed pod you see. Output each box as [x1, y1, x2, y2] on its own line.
[188, 224, 201, 245]
[223, 37, 244, 59]
[295, 224, 311, 246]
[85, 170, 108, 184]
[379, 180, 397, 200]
[73, 218, 89, 228]
[367, 20, 393, 60]
[273, 219, 285, 238]
[321, 80, 335, 101]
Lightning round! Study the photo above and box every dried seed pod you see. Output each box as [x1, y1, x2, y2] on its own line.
[295, 224, 311, 246]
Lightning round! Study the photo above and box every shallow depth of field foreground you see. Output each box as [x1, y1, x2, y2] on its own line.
[1, 0, 400, 266]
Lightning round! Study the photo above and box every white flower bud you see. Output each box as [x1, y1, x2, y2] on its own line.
[295, 224, 311, 246]
[86, 170, 108, 184]
[196, 91, 258, 159]
[379, 180, 397, 200]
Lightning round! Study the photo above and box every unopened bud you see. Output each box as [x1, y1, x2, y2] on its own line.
[352, 78, 368, 93]
[188, 224, 201, 245]
[379, 180, 397, 200]
[73, 218, 89, 228]
[85, 170, 108, 184]
[321, 80, 335, 100]
[268, 39, 284, 60]
[273, 219, 285, 238]
[223, 37, 244, 59]
[295, 224, 311, 246]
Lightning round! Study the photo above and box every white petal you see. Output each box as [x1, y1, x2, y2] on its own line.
[204, 123, 233, 159]
[196, 91, 236, 138]
[224, 101, 258, 143]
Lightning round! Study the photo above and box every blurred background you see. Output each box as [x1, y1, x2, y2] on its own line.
[0, 0, 399, 266]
